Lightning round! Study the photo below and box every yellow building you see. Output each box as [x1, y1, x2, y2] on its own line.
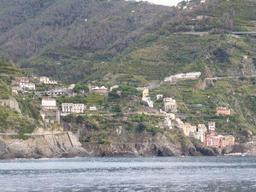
[142, 89, 149, 97]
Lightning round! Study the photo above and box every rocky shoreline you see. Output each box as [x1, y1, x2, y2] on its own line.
[0, 132, 251, 159]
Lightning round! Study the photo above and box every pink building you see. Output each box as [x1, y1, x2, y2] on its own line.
[17, 77, 29, 83]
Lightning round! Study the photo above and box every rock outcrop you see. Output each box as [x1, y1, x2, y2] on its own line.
[0, 131, 247, 159]
[0, 97, 21, 113]
[82, 133, 218, 157]
[0, 131, 89, 159]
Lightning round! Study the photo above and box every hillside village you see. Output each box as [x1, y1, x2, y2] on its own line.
[6, 70, 237, 149]
[2, 0, 256, 158]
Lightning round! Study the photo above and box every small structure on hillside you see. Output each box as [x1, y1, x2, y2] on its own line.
[92, 86, 108, 95]
[62, 103, 85, 113]
[17, 77, 29, 83]
[164, 72, 201, 83]
[41, 98, 60, 124]
[142, 89, 149, 97]
[163, 97, 177, 112]
[156, 94, 163, 100]
[12, 87, 21, 95]
[216, 107, 231, 116]
[68, 84, 76, 90]
[89, 106, 98, 111]
[39, 76, 49, 83]
[42, 98, 57, 109]
[19, 82, 35, 90]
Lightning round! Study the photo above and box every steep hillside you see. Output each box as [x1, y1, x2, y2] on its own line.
[0, 58, 39, 136]
[1, 0, 256, 143]
[0, 0, 171, 83]
[1, 0, 256, 85]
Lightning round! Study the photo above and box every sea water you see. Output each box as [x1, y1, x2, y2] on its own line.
[0, 156, 256, 191]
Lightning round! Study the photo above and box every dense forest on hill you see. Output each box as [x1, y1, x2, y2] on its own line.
[0, 0, 256, 85]
[1, 0, 256, 85]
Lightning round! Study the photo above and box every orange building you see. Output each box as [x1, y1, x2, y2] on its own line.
[227, 135, 235, 146]
[209, 135, 235, 148]
[216, 107, 231, 116]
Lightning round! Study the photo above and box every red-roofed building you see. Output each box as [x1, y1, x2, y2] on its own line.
[17, 77, 29, 83]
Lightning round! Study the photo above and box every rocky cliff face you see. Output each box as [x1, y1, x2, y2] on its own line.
[0, 131, 250, 159]
[82, 133, 219, 157]
[0, 97, 21, 113]
[0, 131, 89, 159]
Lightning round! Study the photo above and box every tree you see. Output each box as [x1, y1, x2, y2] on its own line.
[73, 84, 89, 93]
[108, 90, 120, 100]
[136, 123, 146, 133]
[112, 105, 122, 112]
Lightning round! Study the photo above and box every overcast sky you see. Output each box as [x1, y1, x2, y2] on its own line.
[140, 0, 181, 6]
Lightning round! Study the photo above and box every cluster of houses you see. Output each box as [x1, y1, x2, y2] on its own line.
[164, 72, 201, 83]
[183, 121, 235, 148]
[12, 76, 59, 94]
[161, 107, 234, 148]
[142, 89, 154, 108]
[156, 90, 234, 148]
[62, 103, 98, 113]
[12, 76, 116, 97]
[160, 110, 235, 148]
[141, 89, 178, 113]
[177, 0, 206, 10]
[15, 75, 235, 148]
[40, 97, 100, 123]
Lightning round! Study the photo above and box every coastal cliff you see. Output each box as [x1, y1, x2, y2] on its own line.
[0, 131, 232, 159]
[0, 130, 89, 159]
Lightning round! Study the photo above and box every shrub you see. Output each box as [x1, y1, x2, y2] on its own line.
[136, 123, 146, 133]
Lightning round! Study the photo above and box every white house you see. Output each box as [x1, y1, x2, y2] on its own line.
[208, 122, 215, 131]
[62, 103, 73, 113]
[156, 94, 163, 100]
[184, 72, 201, 79]
[142, 97, 154, 108]
[40, 110, 45, 119]
[39, 76, 49, 83]
[164, 76, 177, 83]
[89, 106, 98, 111]
[164, 71, 201, 82]
[92, 86, 108, 95]
[163, 117, 172, 129]
[198, 124, 207, 142]
[44, 80, 58, 84]
[166, 113, 175, 120]
[42, 98, 56, 107]
[163, 97, 177, 112]
[62, 103, 85, 113]
[19, 82, 35, 90]
[73, 103, 85, 113]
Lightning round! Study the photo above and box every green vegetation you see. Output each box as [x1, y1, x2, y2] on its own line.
[73, 84, 89, 93]
[1, 0, 256, 86]
[1, 0, 256, 144]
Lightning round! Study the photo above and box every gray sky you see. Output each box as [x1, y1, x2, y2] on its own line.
[140, 0, 181, 6]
